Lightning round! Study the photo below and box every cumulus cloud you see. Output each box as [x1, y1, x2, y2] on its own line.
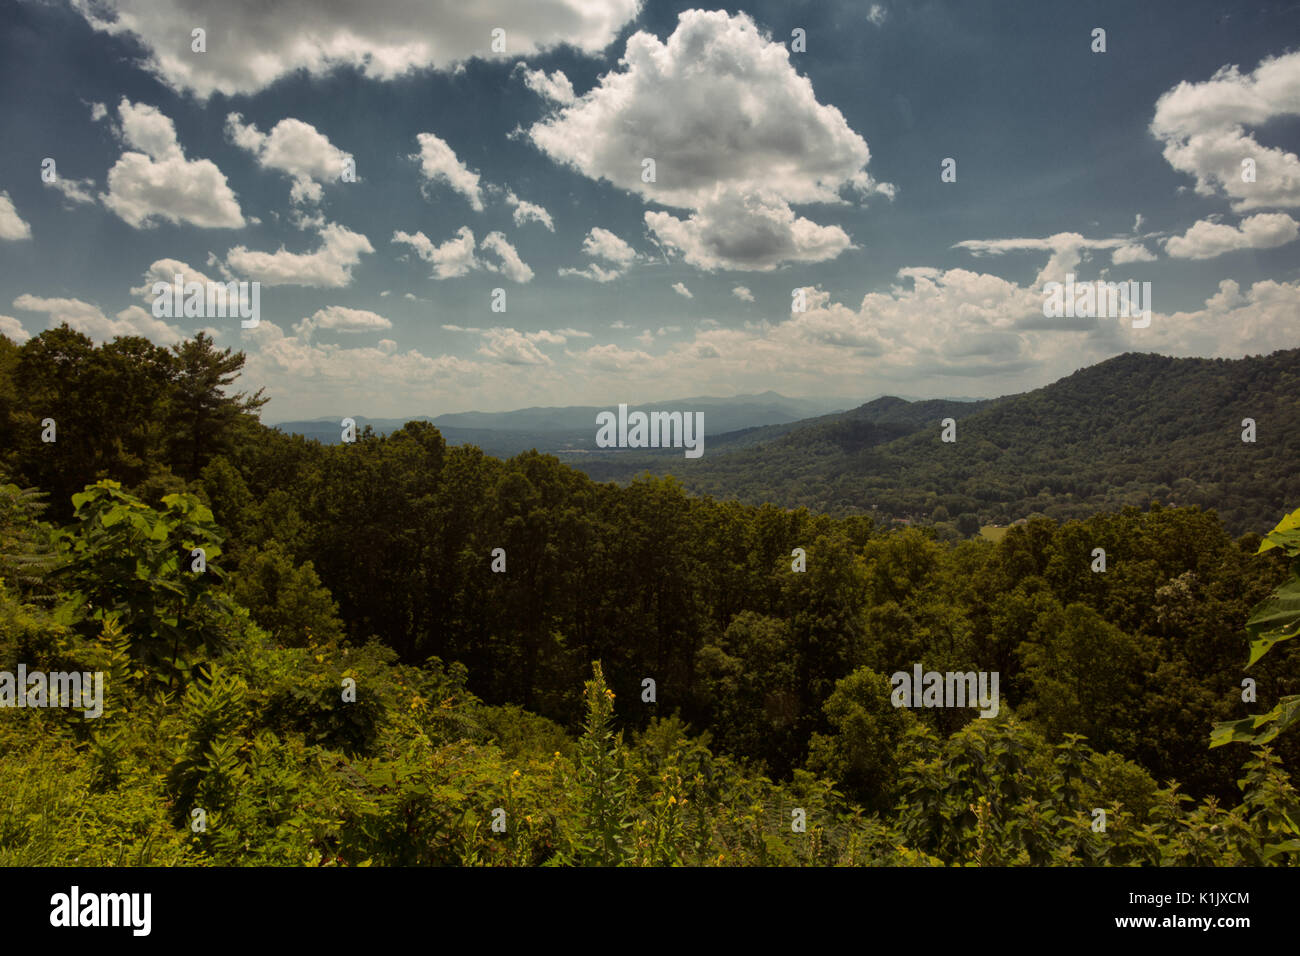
[394, 227, 533, 281]
[240, 319, 493, 418]
[480, 231, 534, 282]
[293, 305, 393, 337]
[71, 0, 640, 98]
[505, 190, 555, 230]
[1112, 243, 1157, 264]
[956, 232, 1133, 285]
[225, 222, 373, 287]
[529, 10, 891, 271]
[1150, 51, 1300, 211]
[521, 67, 576, 104]
[129, 258, 221, 299]
[444, 325, 587, 365]
[411, 133, 484, 210]
[46, 174, 98, 205]
[571, 342, 653, 371]
[0, 315, 29, 342]
[732, 285, 755, 302]
[1164, 212, 1299, 259]
[559, 227, 640, 281]
[226, 113, 353, 204]
[0, 192, 32, 240]
[645, 190, 855, 271]
[671, 282, 693, 299]
[13, 294, 183, 344]
[101, 99, 245, 229]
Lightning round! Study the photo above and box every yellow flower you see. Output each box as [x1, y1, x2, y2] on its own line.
[512, 769, 521, 778]
[667, 796, 677, 805]
[553, 751, 562, 759]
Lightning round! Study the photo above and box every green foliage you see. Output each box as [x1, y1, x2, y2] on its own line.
[228, 541, 344, 647]
[2, 332, 1298, 867]
[572, 663, 632, 865]
[1211, 507, 1300, 747]
[55, 481, 234, 687]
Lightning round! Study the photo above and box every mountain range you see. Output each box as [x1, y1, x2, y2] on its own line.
[272, 350, 1300, 535]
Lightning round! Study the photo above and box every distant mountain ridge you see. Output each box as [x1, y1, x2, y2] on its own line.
[609, 349, 1300, 535]
[270, 392, 860, 454]
[270, 350, 1300, 535]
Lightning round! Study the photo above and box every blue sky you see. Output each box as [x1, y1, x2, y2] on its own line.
[1, 0, 1298, 420]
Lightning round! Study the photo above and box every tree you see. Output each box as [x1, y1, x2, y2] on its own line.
[168, 333, 266, 479]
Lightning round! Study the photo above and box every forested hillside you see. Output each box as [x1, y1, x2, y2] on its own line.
[590, 350, 1300, 536]
[2, 326, 1299, 866]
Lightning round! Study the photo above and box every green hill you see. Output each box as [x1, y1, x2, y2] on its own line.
[599, 350, 1300, 535]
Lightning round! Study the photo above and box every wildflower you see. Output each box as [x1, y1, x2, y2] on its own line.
[512, 769, 521, 778]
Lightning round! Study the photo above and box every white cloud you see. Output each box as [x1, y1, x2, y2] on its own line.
[867, 5, 888, 27]
[732, 285, 755, 302]
[46, 175, 98, 205]
[293, 305, 393, 337]
[505, 190, 555, 230]
[529, 10, 890, 271]
[671, 282, 693, 299]
[240, 319, 494, 418]
[0, 192, 32, 240]
[13, 294, 183, 344]
[582, 227, 637, 265]
[480, 231, 534, 283]
[412, 133, 484, 210]
[1164, 213, 1299, 259]
[559, 263, 624, 283]
[521, 67, 576, 104]
[456, 325, 587, 365]
[72, 0, 641, 98]
[102, 99, 245, 229]
[225, 221, 373, 287]
[1112, 243, 1157, 264]
[394, 227, 533, 282]
[0, 315, 29, 342]
[395, 227, 477, 278]
[955, 232, 1132, 285]
[559, 227, 639, 281]
[571, 343, 653, 371]
[646, 190, 855, 271]
[129, 258, 221, 299]
[226, 113, 353, 204]
[89, 101, 107, 122]
[1150, 51, 1300, 211]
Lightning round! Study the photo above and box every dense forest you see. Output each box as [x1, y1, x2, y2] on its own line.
[573, 350, 1300, 537]
[1, 326, 1298, 866]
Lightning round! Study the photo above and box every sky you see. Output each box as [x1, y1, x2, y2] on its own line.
[0, 0, 1298, 421]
